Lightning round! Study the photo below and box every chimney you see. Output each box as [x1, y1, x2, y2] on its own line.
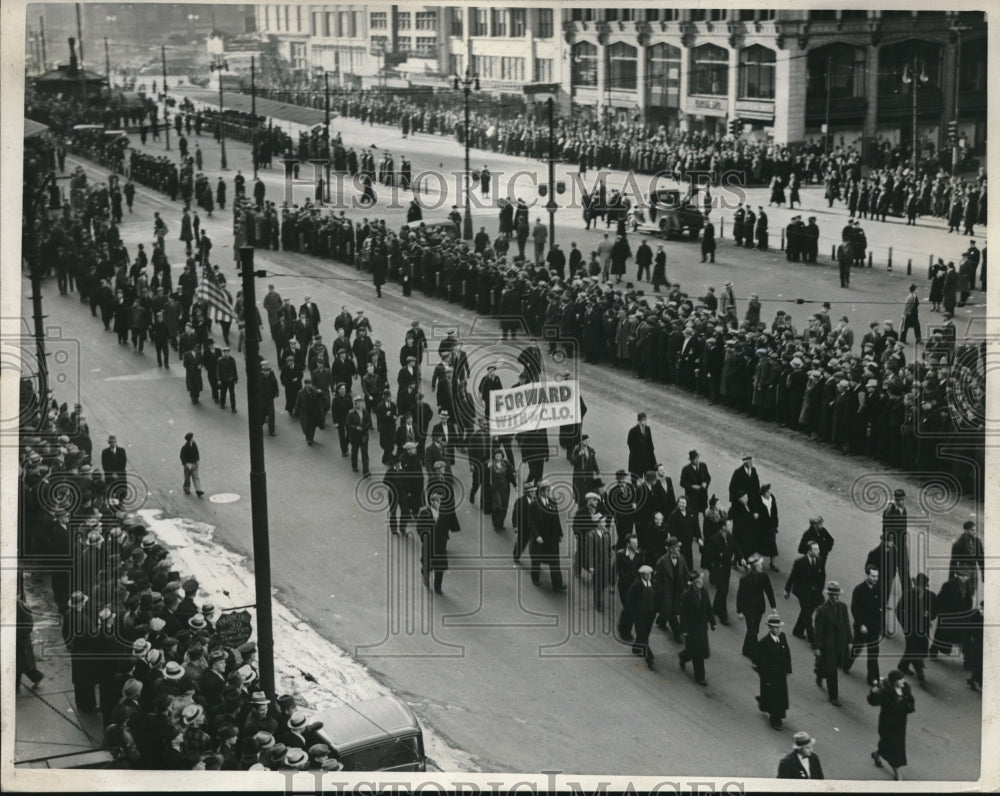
[68, 37, 78, 75]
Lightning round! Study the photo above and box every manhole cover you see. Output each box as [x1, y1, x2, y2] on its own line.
[209, 493, 241, 504]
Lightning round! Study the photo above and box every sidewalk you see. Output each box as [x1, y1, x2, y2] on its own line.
[14, 572, 111, 769]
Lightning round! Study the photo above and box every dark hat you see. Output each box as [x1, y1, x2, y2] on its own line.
[688, 450, 698, 460]
[893, 488, 906, 498]
[686, 570, 701, 583]
[963, 521, 975, 531]
[184, 432, 194, 441]
[276, 693, 297, 709]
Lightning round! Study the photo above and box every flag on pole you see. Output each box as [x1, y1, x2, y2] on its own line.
[195, 279, 235, 322]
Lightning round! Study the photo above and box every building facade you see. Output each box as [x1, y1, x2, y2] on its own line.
[562, 8, 986, 151]
[254, 5, 986, 150]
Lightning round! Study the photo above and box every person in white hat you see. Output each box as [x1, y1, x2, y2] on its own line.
[777, 731, 824, 779]
[626, 564, 657, 670]
[755, 613, 792, 730]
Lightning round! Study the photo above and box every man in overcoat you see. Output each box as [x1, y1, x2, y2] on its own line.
[812, 581, 852, 706]
[755, 613, 792, 729]
[678, 570, 716, 686]
[654, 537, 688, 641]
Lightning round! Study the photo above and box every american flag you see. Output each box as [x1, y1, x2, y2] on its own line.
[195, 279, 235, 322]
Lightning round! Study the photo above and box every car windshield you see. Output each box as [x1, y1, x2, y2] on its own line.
[340, 735, 421, 771]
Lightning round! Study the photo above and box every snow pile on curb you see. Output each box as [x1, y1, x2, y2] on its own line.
[137, 508, 480, 772]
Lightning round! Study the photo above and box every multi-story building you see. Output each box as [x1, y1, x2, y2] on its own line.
[562, 8, 986, 151]
[255, 5, 986, 151]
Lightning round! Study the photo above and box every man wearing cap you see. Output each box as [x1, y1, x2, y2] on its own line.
[755, 613, 792, 729]
[798, 516, 834, 565]
[880, 488, 910, 609]
[512, 481, 537, 564]
[347, 394, 373, 475]
[374, 389, 399, 466]
[783, 541, 826, 642]
[260, 360, 280, 437]
[309, 743, 344, 771]
[293, 378, 325, 446]
[180, 432, 203, 497]
[737, 553, 777, 658]
[680, 450, 711, 520]
[678, 570, 715, 686]
[216, 345, 239, 413]
[812, 581, 852, 706]
[777, 732, 825, 779]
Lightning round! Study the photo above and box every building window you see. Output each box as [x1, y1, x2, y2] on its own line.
[841, 11, 867, 20]
[738, 10, 755, 21]
[449, 53, 463, 75]
[416, 11, 437, 30]
[491, 9, 506, 36]
[472, 8, 488, 36]
[500, 56, 524, 80]
[325, 12, 335, 37]
[570, 8, 594, 22]
[571, 41, 598, 86]
[604, 10, 618, 22]
[296, 5, 302, 31]
[450, 9, 463, 36]
[534, 57, 553, 82]
[510, 8, 526, 36]
[311, 11, 321, 35]
[264, 6, 270, 30]
[689, 9, 706, 21]
[371, 35, 388, 53]
[351, 11, 360, 37]
[690, 43, 729, 95]
[397, 12, 410, 30]
[608, 42, 638, 91]
[290, 42, 306, 71]
[806, 43, 867, 100]
[370, 12, 387, 29]
[877, 39, 942, 98]
[415, 37, 437, 56]
[662, 9, 679, 21]
[760, 10, 776, 20]
[648, 42, 681, 107]
[284, 5, 289, 31]
[739, 45, 776, 99]
[537, 8, 554, 37]
[808, 11, 837, 21]
[958, 37, 987, 92]
[644, 9, 659, 21]
[710, 9, 727, 21]
[397, 36, 412, 53]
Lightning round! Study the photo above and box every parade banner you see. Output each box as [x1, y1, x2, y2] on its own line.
[489, 380, 580, 435]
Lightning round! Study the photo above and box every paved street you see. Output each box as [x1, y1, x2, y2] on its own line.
[28, 129, 983, 777]
[161, 84, 987, 344]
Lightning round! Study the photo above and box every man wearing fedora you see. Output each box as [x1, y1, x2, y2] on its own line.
[678, 570, 715, 686]
[777, 732, 825, 779]
[680, 450, 711, 522]
[626, 564, 658, 669]
[755, 613, 792, 729]
[101, 435, 127, 502]
[737, 552, 777, 658]
[812, 581, 852, 706]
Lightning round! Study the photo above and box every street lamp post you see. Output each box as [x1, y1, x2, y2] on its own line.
[210, 57, 229, 170]
[823, 56, 832, 155]
[186, 12, 200, 40]
[902, 56, 929, 172]
[453, 70, 479, 241]
[161, 44, 170, 151]
[104, 36, 111, 87]
[251, 56, 258, 179]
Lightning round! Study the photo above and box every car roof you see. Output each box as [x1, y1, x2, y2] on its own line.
[312, 696, 420, 753]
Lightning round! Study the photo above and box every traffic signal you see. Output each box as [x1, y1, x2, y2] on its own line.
[729, 119, 741, 137]
[947, 120, 959, 142]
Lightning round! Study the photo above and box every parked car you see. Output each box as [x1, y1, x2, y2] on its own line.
[403, 219, 460, 239]
[632, 188, 705, 240]
[311, 695, 427, 772]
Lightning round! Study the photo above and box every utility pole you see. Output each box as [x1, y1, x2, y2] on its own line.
[824, 56, 832, 155]
[104, 37, 110, 87]
[39, 16, 47, 71]
[23, 176, 50, 433]
[546, 96, 556, 247]
[75, 3, 84, 67]
[238, 246, 276, 699]
[324, 71, 331, 202]
[251, 56, 258, 179]
[951, 24, 968, 175]
[161, 45, 170, 151]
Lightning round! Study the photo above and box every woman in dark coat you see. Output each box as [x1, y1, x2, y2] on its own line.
[928, 261, 946, 311]
[756, 484, 779, 571]
[651, 246, 668, 291]
[485, 450, 516, 531]
[372, 247, 388, 298]
[867, 670, 915, 780]
[729, 491, 757, 560]
[678, 571, 715, 685]
[754, 614, 792, 729]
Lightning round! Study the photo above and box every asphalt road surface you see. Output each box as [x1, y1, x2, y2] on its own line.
[23, 123, 985, 778]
